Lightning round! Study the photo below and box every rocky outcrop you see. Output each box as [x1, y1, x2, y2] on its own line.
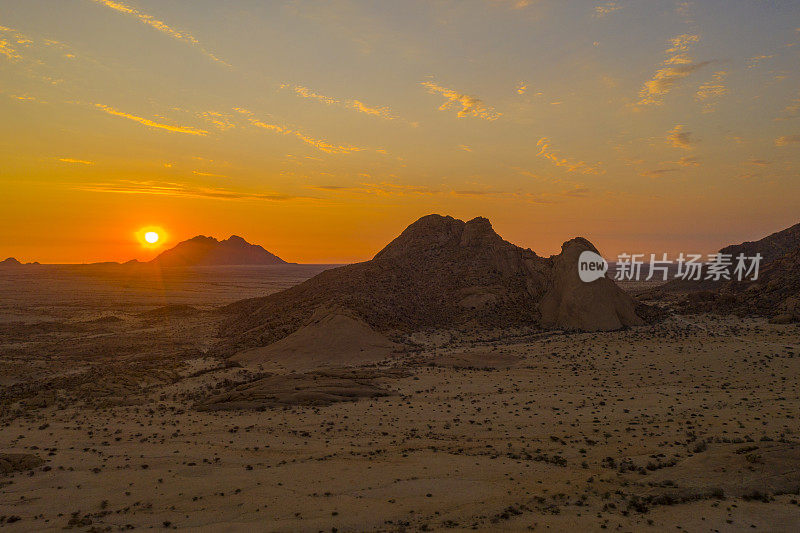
[540, 238, 643, 331]
[218, 214, 643, 355]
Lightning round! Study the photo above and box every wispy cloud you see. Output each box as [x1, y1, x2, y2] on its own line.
[59, 158, 94, 165]
[673, 156, 700, 167]
[777, 90, 800, 120]
[775, 134, 800, 146]
[9, 94, 38, 102]
[536, 137, 604, 175]
[199, 111, 236, 131]
[76, 180, 310, 201]
[746, 54, 773, 69]
[640, 168, 679, 178]
[0, 25, 77, 63]
[695, 70, 727, 112]
[192, 170, 227, 178]
[636, 34, 709, 107]
[666, 124, 695, 150]
[311, 182, 435, 196]
[488, 0, 533, 9]
[594, 2, 622, 18]
[421, 81, 501, 120]
[234, 108, 365, 154]
[95, 104, 208, 136]
[282, 84, 399, 121]
[91, 0, 227, 65]
[0, 37, 21, 61]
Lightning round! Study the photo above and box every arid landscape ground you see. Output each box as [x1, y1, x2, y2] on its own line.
[2, 218, 800, 532]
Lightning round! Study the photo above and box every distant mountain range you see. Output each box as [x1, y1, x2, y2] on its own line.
[149, 235, 288, 266]
[0, 235, 288, 267]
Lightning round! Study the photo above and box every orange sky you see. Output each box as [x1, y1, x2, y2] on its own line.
[1, 1, 798, 264]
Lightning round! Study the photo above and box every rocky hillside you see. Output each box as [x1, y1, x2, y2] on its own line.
[218, 214, 643, 353]
[720, 222, 800, 264]
[651, 220, 800, 323]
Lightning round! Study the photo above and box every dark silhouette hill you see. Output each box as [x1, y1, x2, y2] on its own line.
[150, 235, 287, 266]
[0, 257, 22, 267]
[720, 222, 800, 264]
[218, 214, 643, 356]
[648, 220, 800, 322]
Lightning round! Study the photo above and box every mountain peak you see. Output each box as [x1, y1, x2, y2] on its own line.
[151, 234, 288, 266]
[373, 214, 510, 261]
[224, 235, 248, 244]
[0, 257, 22, 266]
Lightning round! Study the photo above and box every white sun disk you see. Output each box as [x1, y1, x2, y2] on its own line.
[144, 231, 159, 244]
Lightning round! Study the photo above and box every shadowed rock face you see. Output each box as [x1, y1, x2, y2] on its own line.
[648, 220, 800, 322]
[720, 222, 800, 264]
[150, 235, 287, 266]
[540, 238, 643, 331]
[218, 215, 643, 354]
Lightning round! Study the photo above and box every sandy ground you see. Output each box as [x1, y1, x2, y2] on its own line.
[2, 267, 800, 531]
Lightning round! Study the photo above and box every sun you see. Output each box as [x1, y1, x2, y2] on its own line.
[138, 227, 166, 247]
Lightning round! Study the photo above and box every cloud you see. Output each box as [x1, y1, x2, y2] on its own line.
[666, 124, 695, 150]
[348, 99, 395, 119]
[0, 38, 21, 61]
[91, 0, 227, 65]
[594, 2, 622, 17]
[234, 108, 365, 154]
[311, 182, 436, 196]
[488, 0, 533, 9]
[640, 168, 679, 178]
[284, 85, 398, 120]
[778, 91, 800, 120]
[76, 180, 310, 201]
[9, 94, 38, 102]
[521, 186, 594, 205]
[694, 70, 727, 113]
[421, 81, 501, 120]
[674, 156, 700, 167]
[192, 170, 228, 178]
[95, 104, 208, 136]
[289, 85, 337, 105]
[536, 137, 604, 175]
[636, 34, 709, 107]
[775, 134, 800, 146]
[746, 54, 773, 69]
[199, 111, 236, 130]
[0, 25, 77, 64]
[59, 158, 94, 165]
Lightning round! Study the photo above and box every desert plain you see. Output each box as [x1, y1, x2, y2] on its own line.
[1, 264, 799, 532]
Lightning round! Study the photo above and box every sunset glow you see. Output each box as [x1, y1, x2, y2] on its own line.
[1, 1, 798, 264]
